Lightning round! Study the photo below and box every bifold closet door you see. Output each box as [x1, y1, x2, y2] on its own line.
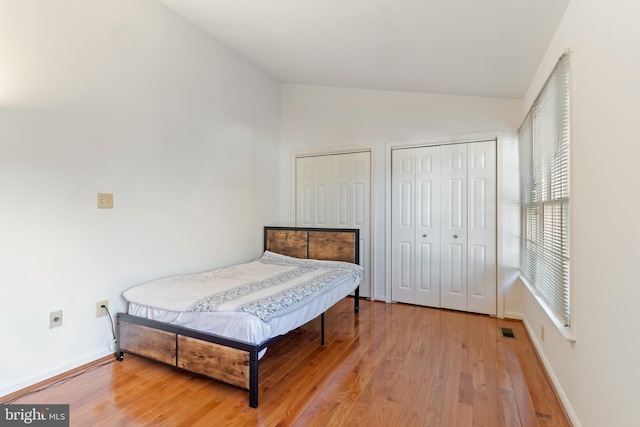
[296, 156, 332, 228]
[330, 152, 371, 296]
[465, 141, 496, 315]
[391, 140, 496, 315]
[440, 143, 468, 311]
[295, 152, 371, 298]
[391, 146, 441, 307]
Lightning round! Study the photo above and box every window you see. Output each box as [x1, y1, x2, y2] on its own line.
[519, 53, 571, 328]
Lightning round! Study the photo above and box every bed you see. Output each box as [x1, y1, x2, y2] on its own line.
[115, 226, 362, 408]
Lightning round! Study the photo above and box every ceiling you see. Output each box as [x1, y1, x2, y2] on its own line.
[157, 0, 569, 99]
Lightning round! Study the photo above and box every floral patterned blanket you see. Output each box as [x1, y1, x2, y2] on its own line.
[123, 251, 362, 322]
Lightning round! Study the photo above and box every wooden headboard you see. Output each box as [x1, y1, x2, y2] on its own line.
[263, 227, 360, 265]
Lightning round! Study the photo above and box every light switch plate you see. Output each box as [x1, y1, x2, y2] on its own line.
[97, 193, 113, 209]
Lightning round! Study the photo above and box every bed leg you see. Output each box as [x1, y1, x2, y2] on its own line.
[320, 313, 325, 346]
[249, 349, 259, 408]
[354, 286, 360, 313]
[115, 313, 124, 361]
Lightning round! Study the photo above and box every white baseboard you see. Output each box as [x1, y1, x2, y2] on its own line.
[522, 318, 581, 427]
[503, 311, 523, 320]
[0, 349, 114, 399]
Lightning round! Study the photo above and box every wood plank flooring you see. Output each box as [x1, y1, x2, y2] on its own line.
[3, 299, 570, 426]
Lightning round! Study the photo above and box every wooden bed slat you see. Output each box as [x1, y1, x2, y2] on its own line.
[119, 322, 176, 365]
[265, 230, 308, 258]
[308, 231, 356, 263]
[178, 336, 250, 389]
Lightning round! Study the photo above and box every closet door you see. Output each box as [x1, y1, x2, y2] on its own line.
[296, 156, 316, 227]
[391, 146, 441, 306]
[295, 156, 332, 227]
[349, 152, 371, 293]
[390, 140, 496, 315]
[415, 147, 442, 306]
[466, 141, 496, 315]
[391, 148, 417, 304]
[440, 144, 469, 312]
[331, 152, 371, 293]
[331, 154, 351, 227]
[295, 152, 371, 298]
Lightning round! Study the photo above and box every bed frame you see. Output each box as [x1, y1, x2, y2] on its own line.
[115, 226, 360, 408]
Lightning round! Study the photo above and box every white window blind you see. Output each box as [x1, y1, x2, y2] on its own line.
[519, 53, 571, 327]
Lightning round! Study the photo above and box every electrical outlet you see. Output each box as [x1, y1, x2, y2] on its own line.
[50, 310, 63, 329]
[541, 324, 545, 342]
[96, 300, 108, 318]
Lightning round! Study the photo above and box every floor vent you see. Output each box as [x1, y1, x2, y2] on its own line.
[499, 327, 517, 339]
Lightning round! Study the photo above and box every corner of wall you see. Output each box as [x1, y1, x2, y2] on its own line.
[521, 308, 582, 427]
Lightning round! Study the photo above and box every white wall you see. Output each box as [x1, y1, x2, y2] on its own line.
[520, 0, 640, 426]
[281, 85, 523, 312]
[0, 0, 281, 396]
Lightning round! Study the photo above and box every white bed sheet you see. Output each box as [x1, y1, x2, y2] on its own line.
[125, 254, 361, 347]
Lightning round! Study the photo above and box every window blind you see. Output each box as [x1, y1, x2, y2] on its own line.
[519, 53, 571, 327]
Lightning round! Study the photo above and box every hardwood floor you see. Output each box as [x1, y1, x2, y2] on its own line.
[3, 299, 570, 426]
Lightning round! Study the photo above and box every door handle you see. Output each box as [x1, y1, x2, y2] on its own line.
[422, 234, 427, 238]
[453, 235, 458, 239]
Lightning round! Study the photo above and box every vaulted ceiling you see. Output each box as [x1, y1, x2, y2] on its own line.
[158, 0, 569, 99]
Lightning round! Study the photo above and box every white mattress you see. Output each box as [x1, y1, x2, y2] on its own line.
[124, 252, 362, 347]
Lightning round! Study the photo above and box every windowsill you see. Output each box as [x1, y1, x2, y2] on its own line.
[519, 274, 576, 342]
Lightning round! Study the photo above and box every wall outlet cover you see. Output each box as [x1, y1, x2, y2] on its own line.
[50, 310, 63, 329]
[96, 300, 109, 318]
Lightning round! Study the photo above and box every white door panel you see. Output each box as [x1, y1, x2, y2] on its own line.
[296, 157, 315, 227]
[414, 146, 440, 307]
[391, 148, 416, 304]
[295, 152, 371, 298]
[392, 146, 442, 307]
[467, 140, 496, 315]
[400, 181, 413, 228]
[440, 143, 468, 311]
[337, 183, 349, 227]
[353, 182, 365, 226]
[469, 244, 487, 296]
[416, 241, 436, 300]
[315, 157, 332, 227]
[332, 154, 351, 228]
[394, 241, 414, 302]
[350, 152, 371, 298]
[316, 183, 328, 226]
[391, 140, 496, 315]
